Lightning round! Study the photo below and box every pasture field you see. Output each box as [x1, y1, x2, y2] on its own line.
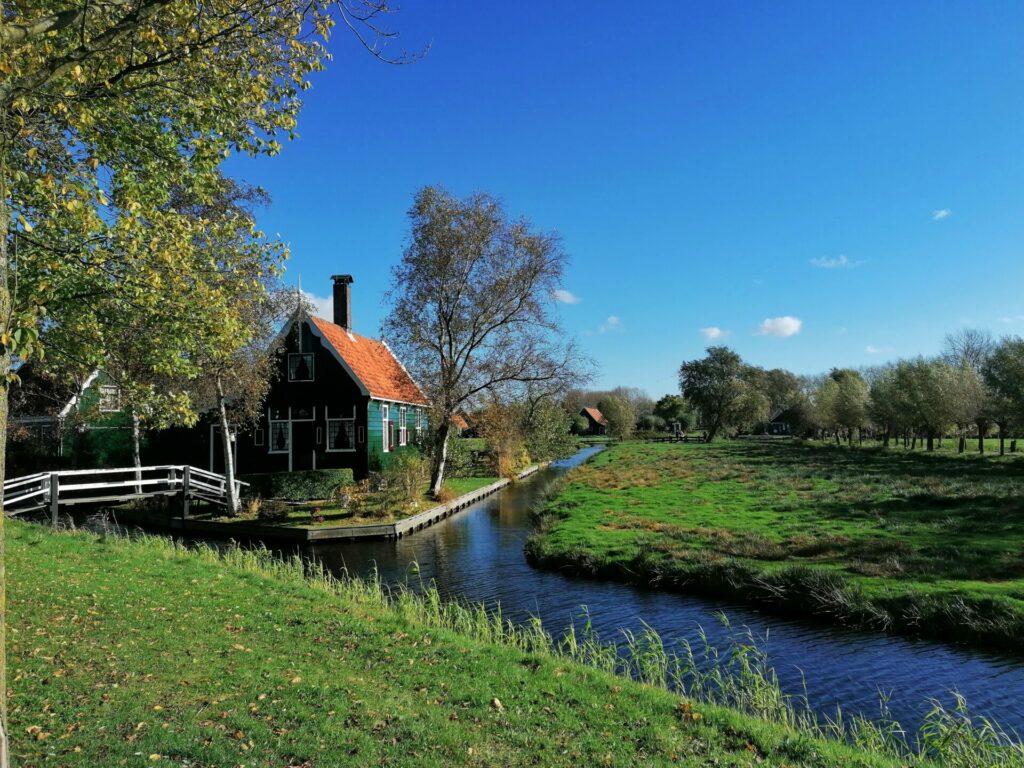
[527, 440, 1024, 648]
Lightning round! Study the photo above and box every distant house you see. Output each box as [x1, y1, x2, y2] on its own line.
[579, 406, 608, 435]
[763, 408, 792, 436]
[452, 413, 471, 436]
[185, 275, 430, 479]
[7, 368, 134, 473]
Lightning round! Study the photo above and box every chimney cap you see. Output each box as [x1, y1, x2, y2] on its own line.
[331, 274, 354, 284]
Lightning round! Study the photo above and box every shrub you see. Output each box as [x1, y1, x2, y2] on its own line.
[434, 484, 458, 504]
[385, 451, 429, 505]
[256, 499, 290, 521]
[240, 468, 354, 502]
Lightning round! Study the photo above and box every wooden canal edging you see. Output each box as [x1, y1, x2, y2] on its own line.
[112, 464, 548, 543]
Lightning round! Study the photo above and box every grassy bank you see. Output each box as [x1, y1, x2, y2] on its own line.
[526, 441, 1024, 650]
[13, 522, 1015, 767]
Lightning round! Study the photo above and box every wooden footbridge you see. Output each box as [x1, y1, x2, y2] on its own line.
[2, 465, 245, 524]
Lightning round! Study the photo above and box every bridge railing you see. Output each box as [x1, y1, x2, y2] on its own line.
[2, 465, 247, 522]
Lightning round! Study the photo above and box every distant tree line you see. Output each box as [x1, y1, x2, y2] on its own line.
[671, 329, 1024, 452]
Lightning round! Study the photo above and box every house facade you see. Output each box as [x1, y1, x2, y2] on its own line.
[223, 275, 430, 479]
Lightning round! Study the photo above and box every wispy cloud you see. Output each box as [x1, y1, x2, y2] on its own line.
[599, 315, 623, 334]
[302, 291, 333, 319]
[810, 254, 862, 269]
[865, 344, 895, 355]
[553, 289, 581, 305]
[932, 208, 952, 221]
[700, 326, 732, 341]
[756, 316, 802, 337]
[1001, 314, 1024, 324]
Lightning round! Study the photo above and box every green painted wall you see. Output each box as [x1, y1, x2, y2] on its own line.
[366, 399, 427, 471]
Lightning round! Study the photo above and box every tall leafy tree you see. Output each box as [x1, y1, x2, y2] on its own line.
[597, 394, 635, 441]
[983, 336, 1024, 454]
[678, 346, 767, 442]
[383, 186, 583, 495]
[0, 3, 409, 758]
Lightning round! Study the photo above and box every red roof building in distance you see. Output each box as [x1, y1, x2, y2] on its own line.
[579, 407, 608, 435]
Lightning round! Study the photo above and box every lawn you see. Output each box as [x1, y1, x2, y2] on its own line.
[6, 521, 924, 767]
[527, 440, 1024, 649]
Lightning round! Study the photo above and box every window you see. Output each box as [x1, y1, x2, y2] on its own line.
[253, 429, 265, 447]
[327, 418, 355, 451]
[358, 426, 365, 444]
[382, 404, 390, 452]
[269, 421, 289, 453]
[399, 407, 407, 446]
[98, 385, 120, 413]
[287, 353, 314, 382]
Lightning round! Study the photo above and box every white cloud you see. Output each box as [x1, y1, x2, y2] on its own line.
[599, 315, 623, 334]
[302, 291, 333, 319]
[553, 289, 581, 305]
[932, 208, 952, 221]
[865, 345, 895, 355]
[700, 326, 731, 340]
[756, 316, 802, 337]
[810, 254, 862, 269]
[1000, 315, 1024, 324]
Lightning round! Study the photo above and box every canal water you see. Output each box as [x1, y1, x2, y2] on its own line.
[305, 445, 1024, 737]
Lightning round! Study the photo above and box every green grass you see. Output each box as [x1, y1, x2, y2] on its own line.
[527, 440, 1024, 649]
[6, 520, 963, 768]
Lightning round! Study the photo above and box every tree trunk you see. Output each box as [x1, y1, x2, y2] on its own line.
[977, 420, 987, 455]
[429, 419, 452, 496]
[215, 377, 239, 515]
[0, 172, 13, 768]
[131, 408, 143, 493]
[927, 433, 935, 451]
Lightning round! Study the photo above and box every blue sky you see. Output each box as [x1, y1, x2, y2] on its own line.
[226, 1, 1024, 396]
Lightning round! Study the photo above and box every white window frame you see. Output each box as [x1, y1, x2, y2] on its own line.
[268, 420, 290, 454]
[399, 407, 408, 446]
[326, 406, 357, 453]
[382, 404, 390, 453]
[287, 352, 315, 383]
[253, 428, 265, 447]
[98, 384, 121, 413]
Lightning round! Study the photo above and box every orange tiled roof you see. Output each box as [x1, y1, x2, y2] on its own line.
[581, 406, 607, 425]
[452, 413, 470, 430]
[310, 316, 428, 405]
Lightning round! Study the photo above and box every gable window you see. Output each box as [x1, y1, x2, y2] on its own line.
[98, 385, 121, 413]
[288, 353, 314, 382]
[327, 417, 355, 451]
[269, 421, 289, 453]
[399, 407, 408, 447]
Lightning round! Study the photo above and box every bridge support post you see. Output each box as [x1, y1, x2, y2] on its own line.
[48, 472, 59, 527]
[181, 466, 191, 520]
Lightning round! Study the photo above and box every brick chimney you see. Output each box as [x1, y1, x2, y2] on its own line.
[331, 274, 354, 330]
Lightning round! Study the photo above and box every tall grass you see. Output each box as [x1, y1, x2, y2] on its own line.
[109, 530, 1023, 767]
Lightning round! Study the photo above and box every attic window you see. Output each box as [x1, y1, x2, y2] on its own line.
[98, 385, 121, 413]
[288, 353, 314, 382]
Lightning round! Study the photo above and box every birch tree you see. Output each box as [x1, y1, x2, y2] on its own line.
[383, 186, 583, 496]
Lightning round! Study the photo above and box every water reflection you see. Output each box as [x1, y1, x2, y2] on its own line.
[307, 446, 1024, 736]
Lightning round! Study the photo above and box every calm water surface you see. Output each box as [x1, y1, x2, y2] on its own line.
[303, 446, 1024, 736]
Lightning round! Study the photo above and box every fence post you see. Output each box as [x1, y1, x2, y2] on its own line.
[181, 466, 191, 520]
[49, 472, 59, 527]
